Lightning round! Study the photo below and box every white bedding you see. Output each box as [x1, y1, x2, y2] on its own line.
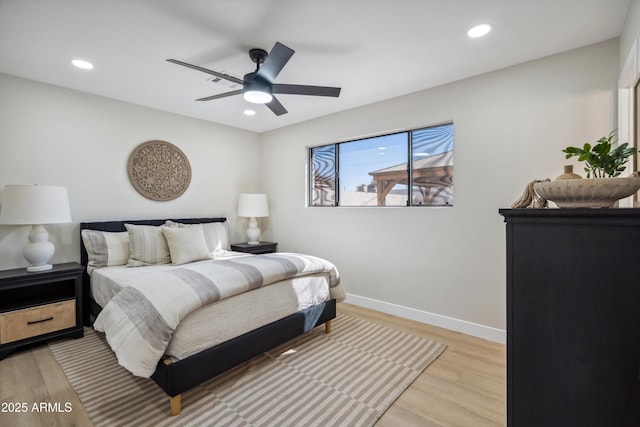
[90, 252, 344, 376]
[89, 250, 250, 307]
[91, 261, 332, 361]
[165, 273, 330, 360]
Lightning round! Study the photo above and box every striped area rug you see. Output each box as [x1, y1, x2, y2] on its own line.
[49, 313, 446, 427]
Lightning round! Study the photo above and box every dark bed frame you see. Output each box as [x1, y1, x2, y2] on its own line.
[79, 217, 336, 415]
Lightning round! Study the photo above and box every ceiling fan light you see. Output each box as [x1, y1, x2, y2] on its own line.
[243, 90, 273, 104]
[243, 74, 273, 104]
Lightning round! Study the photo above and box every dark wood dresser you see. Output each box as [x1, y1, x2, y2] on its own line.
[500, 208, 640, 427]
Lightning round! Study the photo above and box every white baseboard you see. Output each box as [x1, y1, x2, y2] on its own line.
[344, 293, 506, 344]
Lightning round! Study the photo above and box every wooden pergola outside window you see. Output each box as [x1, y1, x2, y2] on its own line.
[369, 151, 453, 206]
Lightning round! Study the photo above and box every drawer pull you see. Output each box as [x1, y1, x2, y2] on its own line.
[27, 316, 54, 325]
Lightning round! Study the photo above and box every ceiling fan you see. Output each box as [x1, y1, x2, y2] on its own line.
[167, 42, 341, 116]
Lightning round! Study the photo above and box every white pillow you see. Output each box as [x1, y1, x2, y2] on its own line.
[125, 224, 171, 266]
[81, 230, 129, 274]
[164, 220, 231, 253]
[161, 225, 212, 265]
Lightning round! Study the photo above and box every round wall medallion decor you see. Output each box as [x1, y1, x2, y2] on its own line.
[127, 140, 192, 201]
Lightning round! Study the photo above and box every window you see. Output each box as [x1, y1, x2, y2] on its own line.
[309, 123, 454, 207]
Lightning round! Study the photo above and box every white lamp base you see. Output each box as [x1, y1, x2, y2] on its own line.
[27, 264, 53, 272]
[246, 217, 261, 245]
[23, 224, 55, 272]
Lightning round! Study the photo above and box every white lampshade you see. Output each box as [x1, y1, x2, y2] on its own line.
[237, 193, 269, 218]
[237, 193, 269, 245]
[0, 185, 72, 272]
[0, 185, 71, 224]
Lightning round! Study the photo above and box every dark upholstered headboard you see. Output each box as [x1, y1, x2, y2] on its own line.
[79, 217, 226, 267]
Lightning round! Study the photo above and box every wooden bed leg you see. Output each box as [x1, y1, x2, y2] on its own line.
[162, 358, 182, 415]
[325, 320, 332, 334]
[169, 394, 181, 416]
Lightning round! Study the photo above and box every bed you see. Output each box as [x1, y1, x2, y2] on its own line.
[79, 217, 343, 415]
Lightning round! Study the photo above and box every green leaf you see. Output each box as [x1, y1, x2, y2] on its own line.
[562, 130, 636, 177]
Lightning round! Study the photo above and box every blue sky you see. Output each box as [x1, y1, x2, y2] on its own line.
[338, 124, 453, 191]
[339, 133, 406, 191]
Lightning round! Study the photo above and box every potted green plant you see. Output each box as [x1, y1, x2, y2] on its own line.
[533, 130, 640, 208]
[561, 130, 635, 178]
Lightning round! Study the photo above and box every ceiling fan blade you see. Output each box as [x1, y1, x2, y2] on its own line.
[266, 96, 288, 116]
[196, 90, 242, 101]
[273, 84, 341, 97]
[167, 59, 244, 85]
[257, 42, 294, 83]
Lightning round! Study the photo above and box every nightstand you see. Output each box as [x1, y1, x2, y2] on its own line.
[0, 262, 84, 359]
[231, 242, 278, 254]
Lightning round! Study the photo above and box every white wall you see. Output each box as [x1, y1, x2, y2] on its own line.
[0, 73, 261, 270]
[620, 0, 640, 71]
[618, 0, 639, 192]
[260, 40, 619, 341]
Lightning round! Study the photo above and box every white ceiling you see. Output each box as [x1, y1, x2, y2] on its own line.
[0, 0, 631, 133]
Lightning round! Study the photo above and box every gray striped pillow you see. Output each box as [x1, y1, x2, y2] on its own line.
[125, 224, 171, 266]
[81, 230, 130, 274]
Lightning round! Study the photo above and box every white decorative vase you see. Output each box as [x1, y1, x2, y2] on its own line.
[533, 177, 640, 208]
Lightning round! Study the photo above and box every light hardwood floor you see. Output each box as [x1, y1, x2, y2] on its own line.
[0, 303, 505, 426]
[341, 304, 506, 427]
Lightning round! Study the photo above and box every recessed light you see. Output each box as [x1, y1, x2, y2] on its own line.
[467, 24, 492, 38]
[71, 59, 94, 70]
[243, 109, 256, 116]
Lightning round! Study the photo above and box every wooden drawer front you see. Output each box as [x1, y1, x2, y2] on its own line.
[0, 300, 76, 344]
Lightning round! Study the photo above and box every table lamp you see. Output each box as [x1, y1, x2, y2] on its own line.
[237, 193, 269, 244]
[0, 184, 72, 272]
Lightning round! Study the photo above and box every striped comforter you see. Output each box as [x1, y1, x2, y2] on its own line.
[93, 253, 344, 377]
